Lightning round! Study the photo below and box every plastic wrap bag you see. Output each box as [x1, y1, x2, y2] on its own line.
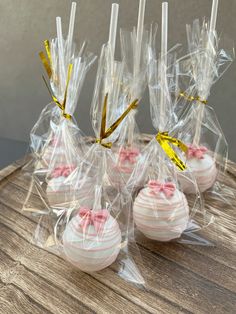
[91, 42, 139, 188]
[23, 26, 96, 214]
[173, 19, 234, 202]
[36, 43, 145, 285]
[105, 25, 157, 187]
[127, 42, 213, 245]
[52, 145, 145, 282]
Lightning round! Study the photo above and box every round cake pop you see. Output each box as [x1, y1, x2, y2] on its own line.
[63, 208, 121, 272]
[179, 145, 217, 194]
[46, 165, 76, 206]
[111, 147, 140, 187]
[133, 180, 189, 241]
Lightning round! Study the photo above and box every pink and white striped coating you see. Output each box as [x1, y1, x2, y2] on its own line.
[62, 213, 122, 272]
[179, 153, 217, 194]
[133, 185, 189, 241]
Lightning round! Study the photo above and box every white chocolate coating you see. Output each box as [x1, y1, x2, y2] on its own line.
[46, 176, 76, 206]
[133, 186, 189, 241]
[63, 214, 121, 272]
[179, 154, 217, 194]
[111, 163, 135, 187]
[111, 150, 141, 188]
[46, 176, 94, 207]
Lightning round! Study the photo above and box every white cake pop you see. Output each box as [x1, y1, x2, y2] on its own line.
[63, 208, 121, 272]
[111, 147, 140, 187]
[179, 145, 217, 194]
[133, 180, 189, 241]
[46, 167, 95, 208]
[46, 165, 76, 206]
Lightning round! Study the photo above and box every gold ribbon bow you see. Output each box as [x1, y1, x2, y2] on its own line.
[39, 40, 72, 120]
[179, 91, 207, 105]
[96, 93, 138, 148]
[156, 131, 188, 171]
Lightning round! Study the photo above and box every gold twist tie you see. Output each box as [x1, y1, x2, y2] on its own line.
[39, 39, 72, 120]
[179, 91, 207, 105]
[39, 40, 52, 78]
[96, 93, 138, 148]
[156, 131, 188, 171]
[42, 64, 73, 120]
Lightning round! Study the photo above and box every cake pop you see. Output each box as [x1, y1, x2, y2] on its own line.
[179, 145, 217, 193]
[63, 207, 121, 272]
[133, 180, 189, 241]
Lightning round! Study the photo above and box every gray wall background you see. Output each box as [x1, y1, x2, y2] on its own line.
[0, 0, 235, 160]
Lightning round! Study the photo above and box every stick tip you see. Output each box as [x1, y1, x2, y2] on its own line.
[139, 0, 146, 5]
[71, 2, 77, 9]
[112, 3, 119, 10]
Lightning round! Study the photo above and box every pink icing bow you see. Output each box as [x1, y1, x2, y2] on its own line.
[78, 207, 109, 233]
[119, 147, 140, 164]
[186, 145, 208, 159]
[51, 165, 75, 178]
[148, 180, 176, 198]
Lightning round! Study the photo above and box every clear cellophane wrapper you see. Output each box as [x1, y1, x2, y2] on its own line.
[105, 26, 157, 188]
[49, 144, 145, 285]
[173, 19, 235, 204]
[21, 38, 96, 238]
[127, 46, 213, 246]
[33, 43, 145, 285]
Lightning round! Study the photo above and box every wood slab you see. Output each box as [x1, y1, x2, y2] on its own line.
[0, 143, 236, 314]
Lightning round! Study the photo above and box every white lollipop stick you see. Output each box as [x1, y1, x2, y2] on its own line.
[67, 2, 77, 60]
[127, 0, 146, 146]
[134, 0, 146, 81]
[159, 2, 168, 132]
[56, 17, 66, 93]
[105, 3, 119, 94]
[108, 3, 119, 62]
[210, 0, 218, 34]
[193, 0, 218, 145]
[158, 2, 168, 180]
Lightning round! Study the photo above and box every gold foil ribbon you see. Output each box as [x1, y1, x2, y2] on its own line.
[96, 94, 139, 148]
[179, 91, 207, 105]
[39, 40, 52, 78]
[42, 64, 73, 120]
[39, 39, 72, 119]
[156, 131, 188, 171]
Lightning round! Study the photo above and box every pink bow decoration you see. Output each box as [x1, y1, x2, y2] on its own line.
[78, 207, 109, 233]
[119, 147, 140, 164]
[186, 145, 208, 159]
[51, 165, 75, 178]
[148, 180, 176, 198]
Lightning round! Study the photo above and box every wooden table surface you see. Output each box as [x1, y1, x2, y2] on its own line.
[0, 154, 236, 314]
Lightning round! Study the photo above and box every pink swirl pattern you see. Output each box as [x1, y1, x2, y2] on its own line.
[62, 212, 122, 272]
[178, 145, 217, 193]
[133, 184, 189, 241]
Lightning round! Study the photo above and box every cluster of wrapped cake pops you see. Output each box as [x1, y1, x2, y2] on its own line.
[22, 0, 233, 284]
